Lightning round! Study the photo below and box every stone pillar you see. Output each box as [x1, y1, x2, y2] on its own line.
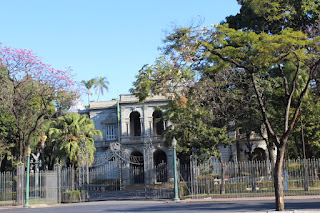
[125, 122, 129, 136]
[120, 149, 131, 187]
[149, 121, 152, 136]
[140, 118, 144, 136]
[144, 145, 154, 185]
[143, 107, 148, 136]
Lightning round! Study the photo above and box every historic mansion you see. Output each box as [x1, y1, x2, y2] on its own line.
[69, 94, 271, 186]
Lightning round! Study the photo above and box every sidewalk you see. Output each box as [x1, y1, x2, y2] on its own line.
[0, 196, 320, 212]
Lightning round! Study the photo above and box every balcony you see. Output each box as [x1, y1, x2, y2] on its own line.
[120, 135, 164, 144]
[94, 135, 164, 147]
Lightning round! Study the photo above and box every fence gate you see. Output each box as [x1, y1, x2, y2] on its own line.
[29, 169, 59, 205]
[43, 171, 59, 204]
[86, 142, 173, 200]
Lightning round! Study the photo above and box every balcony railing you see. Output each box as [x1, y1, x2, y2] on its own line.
[121, 135, 164, 143]
[94, 135, 164, 147]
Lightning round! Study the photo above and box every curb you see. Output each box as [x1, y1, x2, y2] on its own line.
[166, 195, 320, 203]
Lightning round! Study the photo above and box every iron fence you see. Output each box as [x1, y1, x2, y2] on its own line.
[1, 158, 320, 206]
[179, 158, 320, 199]
[0, 171, 15, 206]
[87, 160, 173, 200]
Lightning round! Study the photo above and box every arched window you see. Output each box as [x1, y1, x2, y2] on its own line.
[153, 150, 167, 182]
[130, 111, 141, 136]
[253, 147, 266, 161]
[130, 151, 144, 184]
[152, 110, 164, 136]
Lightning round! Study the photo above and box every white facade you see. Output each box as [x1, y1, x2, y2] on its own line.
[89, 94, 174, 185]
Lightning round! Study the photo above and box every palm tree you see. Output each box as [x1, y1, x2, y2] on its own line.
[49, 113, 102, 168]
[81, 79, 97, 104]
[94, 77, 109, 101]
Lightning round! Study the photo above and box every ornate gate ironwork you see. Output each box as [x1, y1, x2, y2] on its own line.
[86, 142, 173, 200]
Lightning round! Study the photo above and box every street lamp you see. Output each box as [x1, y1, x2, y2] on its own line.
[172, 137, 180, 201]
[24, 147, 31, 207]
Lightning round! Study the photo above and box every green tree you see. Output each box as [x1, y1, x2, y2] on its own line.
[204, 25, 318, 211]
[288, 93, 320, 159]
[94, 77, 109, 101]
[49, 113, 102, 168]
[134, 66, 242, 193]
[164, 94, 233, 194]
[0, 110, 15, 171]
[81, 79, 97, 104]
[132, 24, 319, 211]
[131, 1, 320, 210]
[0, 44, 79, 163]
[225, 0, 320, 35]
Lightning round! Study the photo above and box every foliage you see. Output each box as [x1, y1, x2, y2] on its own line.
[225, 0, 320, 35]
[164, 98, 231, 159]
[288, 93, 320, 159]
[81, 78, 96, 103]
[131, 57, 195, 102]
[0, 43, 79, 162]
[94, 77, 109, 101]
[81, 76, 109, 103]
[132, 1, 320, 208]
[49, 113, 102, 167]
[0, 109, 15, 170]
[62, 190, 87, 203]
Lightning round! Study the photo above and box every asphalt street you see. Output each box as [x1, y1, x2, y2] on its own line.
[1, 199, 320, 213]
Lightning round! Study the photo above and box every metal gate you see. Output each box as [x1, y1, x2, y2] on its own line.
[25, 166, 60, 205]
[86, 142, 173, 200]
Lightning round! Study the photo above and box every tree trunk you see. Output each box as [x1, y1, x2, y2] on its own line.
[0, 157, 3, 172]
[301, 114, 309, 191]
[267, 139, 276, 166]
[219, 156, 227, 194]
[19, 139, 23, 163]
[220, 163, 226, 194]
[246, 135, 257, 192]
[0, 153, 7, 172]
[274, 144, 286, 211]
[251, 161, 257, 192]
[71, 165, 75, 191]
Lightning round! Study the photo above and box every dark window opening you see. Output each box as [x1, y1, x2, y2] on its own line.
[253, 148, 266, 161]
[153, 110, 164, 136]
[153, 150, 167, 182]
[130, 111, 141, 136]
[130, 151, 144, 184]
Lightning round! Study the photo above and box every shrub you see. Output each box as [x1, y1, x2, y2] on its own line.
[310, 180, 320, 187]
[197, 175, 214, 181]
[288, 180, 303, 188]
[225, 182, 248, 192]
[256, 181, 273, 189]
[0, 192, 16, 201]
[288, 163, 302, 173]
[62, 190, 87, 203]
[179, 184, 189, 198]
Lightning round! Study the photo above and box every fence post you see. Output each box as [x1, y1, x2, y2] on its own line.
[16, 163, 24, 206]
[54, 164, 61, 203]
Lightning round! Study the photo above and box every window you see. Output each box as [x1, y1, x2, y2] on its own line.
[130, 111, 141, 136]
[105, 124, 117, 140]
[153, 110, 164, 136]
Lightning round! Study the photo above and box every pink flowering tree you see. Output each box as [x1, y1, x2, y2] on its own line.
[0, 43, 80, 162]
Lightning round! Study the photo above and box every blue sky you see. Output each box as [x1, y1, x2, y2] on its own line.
[1, 0, 240, 105]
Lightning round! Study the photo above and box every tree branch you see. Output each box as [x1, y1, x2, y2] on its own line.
[250, 71, 281, 148]
[284, 52, 300, 132]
